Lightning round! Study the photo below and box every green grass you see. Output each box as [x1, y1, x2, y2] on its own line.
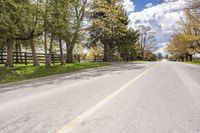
[187, 61, 200, 65]
[132, 60, 145, 62]
[130, 60, 146, 63]
[0, 62, 109, 84]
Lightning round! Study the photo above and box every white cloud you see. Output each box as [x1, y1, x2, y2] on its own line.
[145, 3, 153, 8]
[123, 0, 135, 13]
[128, 0, 189, 53]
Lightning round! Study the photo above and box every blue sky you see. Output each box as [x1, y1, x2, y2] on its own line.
[133, 0, 159, 11]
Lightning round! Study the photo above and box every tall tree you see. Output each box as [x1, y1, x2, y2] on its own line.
[90, 0, 128, 61]
[0, 1, 19, 67]
[139, 25, 158, 60]
[65, 0, 88, 63]
[0, 0, 44, 67]
[117, 29, 139, 60]
[0, 1, 34, 67]
[167, 0, 200, 61]
[47, 0, 70, 65]
[17, 0, 43, 66]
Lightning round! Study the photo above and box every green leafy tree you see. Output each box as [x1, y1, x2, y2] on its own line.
[167, 0, 200, 61]
[0, 0, 44, 67]
[18, 0, 43, 66]
[64, 0, 88, 63]
[117, 29, 139, 60]
[0, 1, 32, 67]
[90, 0, 128, 61]
[47, 0, 70, 65]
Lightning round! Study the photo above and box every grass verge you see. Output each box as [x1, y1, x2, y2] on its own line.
[0, 62, 109, 84]
[187, 61, 200, 65]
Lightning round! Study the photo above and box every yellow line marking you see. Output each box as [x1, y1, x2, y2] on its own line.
[56, 63, 156, 133]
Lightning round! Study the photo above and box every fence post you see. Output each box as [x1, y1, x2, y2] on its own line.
[24, 52, 27, 65]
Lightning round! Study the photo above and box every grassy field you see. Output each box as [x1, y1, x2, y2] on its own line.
[0, 62, 109, 84]
[131, 60, 146, 63]
[188, 61, 200, 65]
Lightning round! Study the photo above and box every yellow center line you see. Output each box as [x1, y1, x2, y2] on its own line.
[56, 63, 157, 133]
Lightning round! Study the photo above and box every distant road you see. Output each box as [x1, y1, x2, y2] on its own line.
[0, 61, 200, 133]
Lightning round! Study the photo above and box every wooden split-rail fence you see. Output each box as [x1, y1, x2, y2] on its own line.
[0, 51, 82, 65]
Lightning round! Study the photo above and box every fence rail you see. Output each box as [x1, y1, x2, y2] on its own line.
[0, 51, 82, 65]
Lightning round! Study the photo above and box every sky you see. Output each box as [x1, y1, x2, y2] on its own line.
[123, 0, 189, 54]
[133, 0, 159, 11]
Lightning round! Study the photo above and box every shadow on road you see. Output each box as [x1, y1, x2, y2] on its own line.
[0, 62, 147, 93]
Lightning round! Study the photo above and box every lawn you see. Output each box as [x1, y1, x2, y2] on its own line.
[130, 60, 145, 63]
[0, 62, 109, 84]
[188, 61, 200, 65]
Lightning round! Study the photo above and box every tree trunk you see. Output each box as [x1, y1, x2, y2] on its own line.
[44, 0, 49, 67]
[189, 55, 193, 61]
[30, 39, 40, 66]
[15, 43, 20, 63]
[59, 38, 64, 65]
[181, 57, 184, 62]
[5, 38, 14, 68]
[66, 44, 73, 63]
[186, 55, 189, 61]
[48, 35, 54, 66]
[19, 43, 23, 63]
[44, 31, 48, 66]
[103, 43, 108, 62]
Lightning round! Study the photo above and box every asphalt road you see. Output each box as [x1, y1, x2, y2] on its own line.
[0, 61, 200, 133]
